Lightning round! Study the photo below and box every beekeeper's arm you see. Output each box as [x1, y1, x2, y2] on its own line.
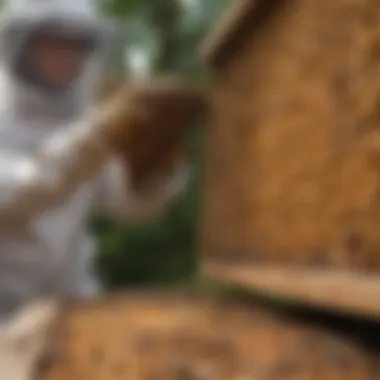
[0, 116, 111, 226]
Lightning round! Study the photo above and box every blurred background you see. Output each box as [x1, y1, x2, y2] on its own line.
[93, 0, 228, 290]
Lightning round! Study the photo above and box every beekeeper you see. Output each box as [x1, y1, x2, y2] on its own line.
[0, 0, 198, 321]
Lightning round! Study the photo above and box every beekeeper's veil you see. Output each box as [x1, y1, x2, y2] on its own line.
[0, 0, 114, 119]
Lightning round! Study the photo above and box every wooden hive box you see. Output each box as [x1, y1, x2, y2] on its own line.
[200, 0, 380, 319]
[34, 293, 377, 380]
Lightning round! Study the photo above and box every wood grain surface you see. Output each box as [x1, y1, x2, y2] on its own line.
[34, 293, 377, 380]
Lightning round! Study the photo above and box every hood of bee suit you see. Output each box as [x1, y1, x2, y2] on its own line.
[0, 0, 115, 122]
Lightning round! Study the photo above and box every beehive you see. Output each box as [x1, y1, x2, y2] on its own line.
[200, 0, 380, 318]
[36, 293, 377, 380]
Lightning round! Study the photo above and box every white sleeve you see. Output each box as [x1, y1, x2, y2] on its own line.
[0, 118, 111, 225]
[95, 159, 190, 221]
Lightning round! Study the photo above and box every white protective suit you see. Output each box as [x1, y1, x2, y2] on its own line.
[0, 0, 188, 321]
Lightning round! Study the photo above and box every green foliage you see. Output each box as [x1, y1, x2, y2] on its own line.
[99, 0, 140, 18]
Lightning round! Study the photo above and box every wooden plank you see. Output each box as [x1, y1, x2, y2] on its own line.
[0, 300, 61, 380]
[203, 261, 380, 320]
[199, 0, 282, 66]
[39, 292, 374, 379]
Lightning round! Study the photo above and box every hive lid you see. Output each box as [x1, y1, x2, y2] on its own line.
[199, 0, 281, 66]
[203, 261, 380, 321]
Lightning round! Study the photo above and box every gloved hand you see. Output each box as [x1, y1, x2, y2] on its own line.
[98, 77, 208, 192]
